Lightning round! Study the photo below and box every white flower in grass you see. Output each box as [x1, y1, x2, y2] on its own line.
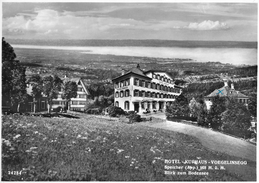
[85, 147, 91, 152]
[117, 149, 124, 154]
[30, 147, 38, 150]
[3, 139, 11, 147]
[81, 136, 88, 140]
[13, 134, 21, 139]
[77, 134, 82, 138]
[152, 160, 156, 164]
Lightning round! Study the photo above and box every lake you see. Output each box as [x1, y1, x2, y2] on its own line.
[12, 44, 257, 65]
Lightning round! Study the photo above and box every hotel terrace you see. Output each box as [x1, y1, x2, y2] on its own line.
[112, 64, 182, 114]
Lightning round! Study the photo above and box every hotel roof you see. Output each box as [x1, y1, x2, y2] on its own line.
[112, 66, 151, 81]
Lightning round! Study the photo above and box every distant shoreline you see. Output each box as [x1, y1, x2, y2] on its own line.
[12, 44, 257, 66]
[7, 39, 257, 49]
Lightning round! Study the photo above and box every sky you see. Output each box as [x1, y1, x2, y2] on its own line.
[2, 2, 258, 41]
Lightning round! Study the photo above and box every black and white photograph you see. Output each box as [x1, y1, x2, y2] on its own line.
[2, 1, 257, 181]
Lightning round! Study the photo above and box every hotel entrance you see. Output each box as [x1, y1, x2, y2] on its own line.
[159, 101, 164, 110]
[134, 102, 139, 113]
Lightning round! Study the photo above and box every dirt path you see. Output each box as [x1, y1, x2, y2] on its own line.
[141, 120, 256, 181]
[144, 120, 256, 161]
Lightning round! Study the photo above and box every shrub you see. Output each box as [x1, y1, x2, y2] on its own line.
[85, 107, 102, 114]
[107, 106, 125, 117]
[127, 113, 141, 123]
[125, 111, 135, 116]
[221, 99, 252, 139]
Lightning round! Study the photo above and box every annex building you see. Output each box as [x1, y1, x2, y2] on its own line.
[112, 64, 182, 114]
[204, 79, 249, 110]
[25, 77, 90, 112]
[52, 77, 90, 112]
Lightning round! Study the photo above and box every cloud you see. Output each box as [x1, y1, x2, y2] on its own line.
[2, 8, 152, 39]
[186, 20, 229, 31]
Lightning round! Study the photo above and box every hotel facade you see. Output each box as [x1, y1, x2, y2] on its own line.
[112, 65, 182, 114]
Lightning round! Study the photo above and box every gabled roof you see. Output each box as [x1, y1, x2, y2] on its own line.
[144, 70, 173, 79]
[205, 86, 249, 98]
[63, 77, 81, 85]
[112, 67, 151, 81]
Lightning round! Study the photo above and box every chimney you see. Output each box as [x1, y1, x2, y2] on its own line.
[121, 69, 125, 75]
[136, 64, 140, 69]
[223, 79, 228, 87]
[231, 83, 234, 90]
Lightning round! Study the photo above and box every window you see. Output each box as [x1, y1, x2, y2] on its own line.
[78, 94, 86, 98]
[139, 80, 143, 87]
[41, 101, 45, 109]
[156, 93, 159, 98]
[147, 82, 151, 88]
[145, 81, 149, 88]
[125, 79, 130, 86]
[115, 101, 119, 107]
[142, 91, 145, 97]
[115, 82, 119, 88]
[124, 101, 129, 110]
[115, 92, 119, 98]
[160, 94, 163, 98]
[152, 82, 156, 89]
[72, 101, 78, 105]
[134, 78, 139, 86]
[142, 80, 145, 87]
[77, 87, 84, 92]
[139, 91, 143, 97]
[125, 90, 130, 97]
[134, 90, 139, 97]
[141, 102, 145, 109]
[79, 101, 86, 105]
[157, 75, 160, 80]
[156, 84, 159, 90]
[161, 76, 164, 81]
[147, 102, 150, 109]
[152, 102, 156, 109]
[152, 92, 156, 98]
[120, 81, 124, 87]
[120, 91, 124, 97]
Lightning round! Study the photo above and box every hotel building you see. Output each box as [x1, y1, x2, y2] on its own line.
[112, 65, 182, 114]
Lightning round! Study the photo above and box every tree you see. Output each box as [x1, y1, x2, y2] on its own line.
[10, 64, 27, 112]
[28, 74, 43, 113]
[207, 96, 226, 130]
[221, 99, 252, 138]
[197, 102, 208, 127]
[189, 97, 200, 118]
[248, 94, 257, 117]
[62, 81, 77, 112]
[43, 75, 63, 113]
[166, 94, 189, 118]
[2, 37, 27, 112]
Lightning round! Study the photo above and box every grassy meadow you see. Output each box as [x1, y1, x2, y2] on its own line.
[2, 113, 255, 181]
